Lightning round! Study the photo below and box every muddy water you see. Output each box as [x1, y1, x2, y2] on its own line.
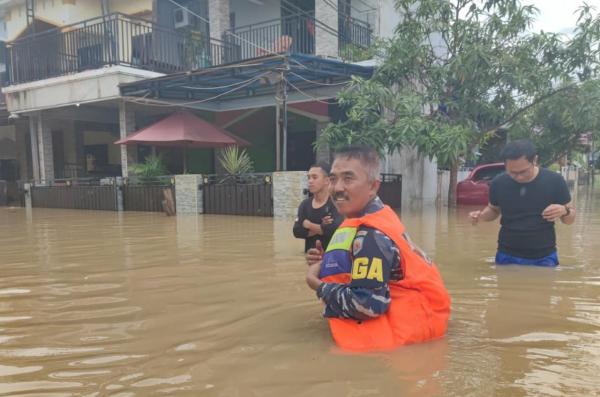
[0, 185, 599, 397]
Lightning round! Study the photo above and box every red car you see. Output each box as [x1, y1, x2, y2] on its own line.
[456, 163, 505, 205]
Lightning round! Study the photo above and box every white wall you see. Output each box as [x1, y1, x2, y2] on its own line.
[383, 146, 438, 207]
[2, 0, 153, 41]
[230, 0, 280, 29]
[377, 0, 399, 38]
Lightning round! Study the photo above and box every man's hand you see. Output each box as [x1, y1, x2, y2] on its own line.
[469, 205, 500, 225]
[305, 260, 323, 291]
[305, 240, 324, 266]
[542, 204, 569, 222]
[469, 210, 482, 225]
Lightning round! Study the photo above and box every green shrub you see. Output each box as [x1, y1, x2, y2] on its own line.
[131, 154, 168, 184]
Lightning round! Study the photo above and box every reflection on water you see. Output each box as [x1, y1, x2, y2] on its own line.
[0, 184, 599, 396]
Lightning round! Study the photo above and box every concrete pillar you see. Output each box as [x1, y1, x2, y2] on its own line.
[37, 115, 55, 184]
[315, 1, 339, 58]
[15, 122, 30, 181]
[315, 122, 332, 164]
[23, 183, 32, 209]
[119, 101, 137, 177]
[175, 174, 203, 214]
[273, 171, 307, 218]
[28, 116, 41, 183]
[115, 177, 124, 212]
[208, 0, 229, 40]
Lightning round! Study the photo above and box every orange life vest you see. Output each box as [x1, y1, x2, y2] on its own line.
[319, 205, 451, 352]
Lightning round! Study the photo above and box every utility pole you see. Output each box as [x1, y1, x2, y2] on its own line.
[281, 60, 288, 171]
[274, 58, 290, 171]
[25, 0, 35, 34]
[101, 0, 110, 16]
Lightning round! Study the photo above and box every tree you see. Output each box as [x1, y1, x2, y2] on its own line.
[317, 0, 600, 205]
[510, 80, 600, 166]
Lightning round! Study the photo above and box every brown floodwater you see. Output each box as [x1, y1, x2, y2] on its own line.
[1, 184, 599, 397]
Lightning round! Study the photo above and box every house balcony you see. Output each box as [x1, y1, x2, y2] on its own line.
[5, 13, 239, 85]
[224, 13, 372, 62]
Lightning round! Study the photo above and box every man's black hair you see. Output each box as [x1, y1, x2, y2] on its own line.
[500, 139, 537, 162]
[310, 162, 331, 175]
[333, 145, 380, 181]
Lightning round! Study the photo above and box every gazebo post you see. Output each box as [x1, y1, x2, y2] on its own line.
[183, 147, 188, 174]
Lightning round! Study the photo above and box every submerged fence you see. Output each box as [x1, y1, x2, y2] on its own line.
[19, 171, 402, 217]
[30, 179, 118, 211]
[26, 176, 173, 213]
[202, 174, 273, 217]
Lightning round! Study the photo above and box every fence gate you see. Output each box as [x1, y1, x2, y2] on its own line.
[379, 173, 402, 209]
[122, 177, 175, 213]
[202, 174, 273, 217]
[31, 180, 118, 211]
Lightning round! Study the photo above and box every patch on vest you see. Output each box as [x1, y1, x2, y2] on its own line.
[352, 236, 365, 256]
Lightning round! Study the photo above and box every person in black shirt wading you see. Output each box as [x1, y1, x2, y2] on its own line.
[469, 139, 576, 266]
[293, 162, 342, 252]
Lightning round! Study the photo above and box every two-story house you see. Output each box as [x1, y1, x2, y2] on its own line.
[1, 0, 437, 204]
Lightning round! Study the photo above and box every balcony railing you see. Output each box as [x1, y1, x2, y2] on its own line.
[338, 15, 372, 62]
[224, 13, 372, 62]
[5, 13, 240, 85]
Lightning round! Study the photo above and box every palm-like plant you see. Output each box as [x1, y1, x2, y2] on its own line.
[131, 154, 168, 184]
[218, 145, 254, 175]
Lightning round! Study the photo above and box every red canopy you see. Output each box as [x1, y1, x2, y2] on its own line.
[114, 111, 249, 148]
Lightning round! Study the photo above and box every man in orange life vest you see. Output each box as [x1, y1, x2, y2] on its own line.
[305, 146, 451, 352]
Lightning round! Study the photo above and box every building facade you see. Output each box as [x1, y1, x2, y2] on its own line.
[0, 0, 436, 205]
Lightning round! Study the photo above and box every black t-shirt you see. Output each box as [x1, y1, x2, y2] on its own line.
[292, 197, 342, 252]
[489, 168, 571, 258]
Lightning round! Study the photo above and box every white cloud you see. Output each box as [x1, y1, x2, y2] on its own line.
[527, 0, 600, 34]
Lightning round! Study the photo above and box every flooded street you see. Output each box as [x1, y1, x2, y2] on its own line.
[1, 185, 599, 397]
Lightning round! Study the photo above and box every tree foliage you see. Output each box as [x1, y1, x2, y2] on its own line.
[317, 0, 600, 202]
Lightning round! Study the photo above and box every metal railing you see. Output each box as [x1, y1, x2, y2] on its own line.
[225, 14, 316, 60]
[338, 15, 372, 61]
[224, 13, 372, 62]
[5, 13, 239, 85]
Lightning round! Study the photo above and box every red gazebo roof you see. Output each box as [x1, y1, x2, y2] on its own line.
[115, 111, 249, 148]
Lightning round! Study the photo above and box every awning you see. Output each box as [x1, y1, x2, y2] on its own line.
[114, 111, 249, 148]
[119, 53, 375, 112]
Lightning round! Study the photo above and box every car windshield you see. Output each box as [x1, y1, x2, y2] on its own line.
[473, 166, 504, 182]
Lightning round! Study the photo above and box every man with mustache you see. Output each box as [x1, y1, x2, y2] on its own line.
[305, 146, 451, 351]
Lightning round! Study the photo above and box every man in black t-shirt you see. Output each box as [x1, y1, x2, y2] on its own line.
[469, 139, 576, 266]
[293, 163, 343, 252]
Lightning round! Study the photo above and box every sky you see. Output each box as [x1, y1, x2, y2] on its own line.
[528, 0, 600, 34]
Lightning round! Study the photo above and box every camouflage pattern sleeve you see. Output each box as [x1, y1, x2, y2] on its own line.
[316, 227, 402, 321]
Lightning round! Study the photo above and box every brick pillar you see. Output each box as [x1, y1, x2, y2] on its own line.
[315, 122, 332, 164]
[273, 171, 307, 218]
[37, 115, 55, 183]
[119, 101, 137, 177]
[315, 1, 339, 58]
[208, 0, 229, 40]
[175, 174, 203, 214]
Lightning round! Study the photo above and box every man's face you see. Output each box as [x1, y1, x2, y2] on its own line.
[307, 167, 329, 194]
[505, 156, 537, 183]
[329, 157, 380, 217]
